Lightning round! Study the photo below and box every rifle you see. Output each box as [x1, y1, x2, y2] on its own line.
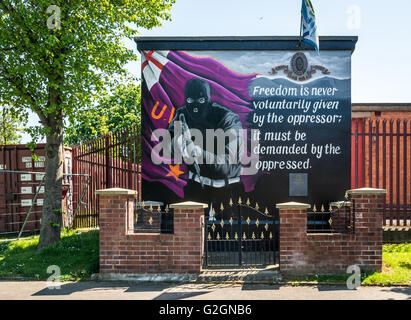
[179, 114, 204, 188]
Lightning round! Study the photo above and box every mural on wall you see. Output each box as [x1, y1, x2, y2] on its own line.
[141, 50, 352, 210]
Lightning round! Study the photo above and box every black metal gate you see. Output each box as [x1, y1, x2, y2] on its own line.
[204, 198, 278, 268]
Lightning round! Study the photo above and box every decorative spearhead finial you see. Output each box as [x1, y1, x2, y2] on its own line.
[313, 204, 317, 213]
[246, 198, 251, 206]
[321, 204, 325, 213]
[238, 196, 242, 205]
[229, 198, 233, 207]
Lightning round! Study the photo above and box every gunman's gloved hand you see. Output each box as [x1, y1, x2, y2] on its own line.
[176, 135, 202, 163]
[185, 140, 202, 159]
[175, 135, 187, 158]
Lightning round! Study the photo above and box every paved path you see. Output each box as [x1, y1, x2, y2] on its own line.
[0, 281, 410, 300]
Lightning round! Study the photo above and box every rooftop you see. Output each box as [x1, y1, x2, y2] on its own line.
[135, 36, 358, 52]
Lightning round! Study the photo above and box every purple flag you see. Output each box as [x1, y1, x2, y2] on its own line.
[141, 50, 259, 197]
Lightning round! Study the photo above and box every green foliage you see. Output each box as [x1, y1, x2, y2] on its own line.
[383, 242, 411, 253]
[0, 0, 174, 140]
[65, 81, 141, 146]
[0, 0, 174, 247]
[0, 229, 99, 280]
[0, 104, 27, 145]
[53, 209, 66, 215]
[363, 243, 411, 285]
[48, 221, 60, 228]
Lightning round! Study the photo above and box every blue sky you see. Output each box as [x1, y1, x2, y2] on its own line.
[24, 0, 411, 142]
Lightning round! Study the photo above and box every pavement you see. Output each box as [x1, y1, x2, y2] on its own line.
[0, 281, 410, 300]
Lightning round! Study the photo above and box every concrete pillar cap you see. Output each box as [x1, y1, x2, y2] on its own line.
[169, 201, 208, 209]
[95, 188, 138, 196]
[276, 202, 310, 209]
[348, 188, 387, 195]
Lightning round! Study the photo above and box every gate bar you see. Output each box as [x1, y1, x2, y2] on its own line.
[18, 174, 46, 239]
[382, 120, 387, 224]
[71, 175, 91, 229]
[238, 204, 242, 266]
[403, 121, 407, 224]
[396, 120, 400, 225]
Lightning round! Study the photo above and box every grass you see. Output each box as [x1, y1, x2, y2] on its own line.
[0, 229, 99, 281]
[362, 243, 411, 285]
[284, 243, 411, 286]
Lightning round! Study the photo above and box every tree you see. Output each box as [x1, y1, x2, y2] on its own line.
[65, 81, 141, 146]
[0, 0, 174, 248]
[0, 104, 27, 145]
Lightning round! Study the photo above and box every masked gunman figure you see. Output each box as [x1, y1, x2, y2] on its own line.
[167, 78, 245, 205]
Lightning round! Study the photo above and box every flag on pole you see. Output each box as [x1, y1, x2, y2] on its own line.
[301, 0, 320, 53]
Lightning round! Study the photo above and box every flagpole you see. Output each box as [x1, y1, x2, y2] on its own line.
[298, 10, 303, 49]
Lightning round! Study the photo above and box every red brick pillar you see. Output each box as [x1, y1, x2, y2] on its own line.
[169, 201, 207, 273]
[349, 188, 386, 272]
[96, 188, 137, 274]
[97, 191, 207, 276]
[277, 202, 310, 275]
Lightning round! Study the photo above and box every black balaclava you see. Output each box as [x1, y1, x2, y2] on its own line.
[184, 78, 211, 118]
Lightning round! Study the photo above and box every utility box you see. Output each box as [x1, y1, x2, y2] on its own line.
[136, 36, 358, 211]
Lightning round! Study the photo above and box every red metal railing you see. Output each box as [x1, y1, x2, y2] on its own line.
[71, 125, 141, 228]
[352, 119, 410, 227]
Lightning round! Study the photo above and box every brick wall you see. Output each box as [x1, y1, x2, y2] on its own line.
[278, 188, 385, 275]
[97, 189, 206, 274]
